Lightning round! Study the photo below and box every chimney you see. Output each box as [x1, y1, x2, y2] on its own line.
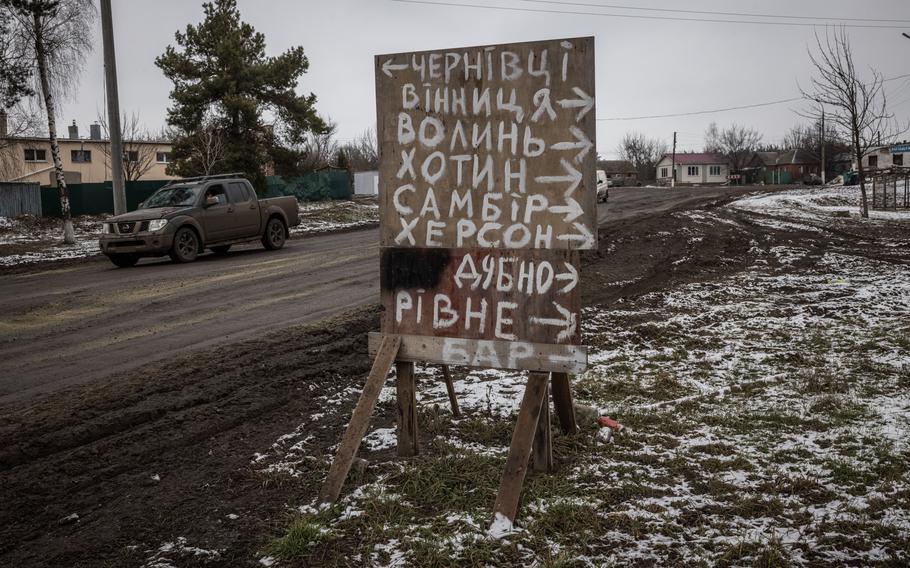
[90, 122, 102, 140]
[0, 111, 7, 137]
[68, 120, 79, 140]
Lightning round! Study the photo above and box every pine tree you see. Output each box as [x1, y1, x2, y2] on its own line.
[155, 0, 325, 192]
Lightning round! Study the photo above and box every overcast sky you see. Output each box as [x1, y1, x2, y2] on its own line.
[63, 0, 910, 158]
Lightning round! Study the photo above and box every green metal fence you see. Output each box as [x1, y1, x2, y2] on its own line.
[40, 180, 171, 217]
[265, 170, 352, 202]
[39, 171, 353, 217]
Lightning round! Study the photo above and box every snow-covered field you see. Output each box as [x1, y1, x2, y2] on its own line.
[0, 215, 104, 267]
[0, 198, 379, 268]
[732, 184, 910, 224]
[254, 185, 909, 566]
[290, 198, 379, 236]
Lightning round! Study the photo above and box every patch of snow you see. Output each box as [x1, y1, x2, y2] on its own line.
[487, 512, 515, 539]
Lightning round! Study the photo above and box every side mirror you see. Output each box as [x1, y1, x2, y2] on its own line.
[205, 196, 218, 207]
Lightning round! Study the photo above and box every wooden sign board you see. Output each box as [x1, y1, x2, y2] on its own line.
[376, 36, 595, 372]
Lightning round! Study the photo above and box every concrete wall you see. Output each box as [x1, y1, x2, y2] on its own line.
[1, 138, 177, 184]
[354, 170, 379, 196]
[857, 146, 909, 171]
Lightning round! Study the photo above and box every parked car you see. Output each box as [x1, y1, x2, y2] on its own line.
[99, 173, 300, 267]
[596, 169, 609, 202]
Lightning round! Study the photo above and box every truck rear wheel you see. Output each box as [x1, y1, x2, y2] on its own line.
[108, 254, 139, 268]
[262, 218, 286, 250]
[169, 227, 200, 263]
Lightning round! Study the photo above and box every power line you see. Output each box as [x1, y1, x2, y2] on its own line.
[600, 97, 803, 121]
[601, 74, 910, 121]
[390, 0, 910, 29]
[518, 0, 910, 24]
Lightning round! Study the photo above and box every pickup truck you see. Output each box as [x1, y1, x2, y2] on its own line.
[99, 173, 299, 268]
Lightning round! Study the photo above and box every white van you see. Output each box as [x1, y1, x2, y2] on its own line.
[596, 169, 609, 202]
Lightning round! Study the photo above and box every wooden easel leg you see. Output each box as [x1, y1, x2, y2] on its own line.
[532, 385, 553, 473]
[492, 371, 549, 524]
[318, 335, 401, 504]
[550, 372, 578, 435]
[396, 361, 419, 457]
[441, 365, 462, 418]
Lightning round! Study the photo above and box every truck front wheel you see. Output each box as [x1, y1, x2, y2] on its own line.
[262, 218, 286, 250]
[169, 227, 200, 263]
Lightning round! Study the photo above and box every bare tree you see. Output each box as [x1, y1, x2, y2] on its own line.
[704, 122, 763, 175]
[704, 122, 722, 154]
[616, 131, 668, 180]
[338, 127, 379, 172]
[783, 121, 849, 175]
[188, 118, 225, 176]
[97, 111, 158, 182]
[0, 102, 42, 180]
[3, 0, 95, 244]
[801, 27, 904, 218]
[298, 117, 338, 172]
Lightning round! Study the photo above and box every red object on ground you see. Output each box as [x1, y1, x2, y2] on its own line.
[597, 416, 624, 431]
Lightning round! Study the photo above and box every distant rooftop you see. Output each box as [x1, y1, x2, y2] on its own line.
[661, 152, 727, 165]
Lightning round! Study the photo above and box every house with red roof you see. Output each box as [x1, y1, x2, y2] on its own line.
[655, 152, 729, 186]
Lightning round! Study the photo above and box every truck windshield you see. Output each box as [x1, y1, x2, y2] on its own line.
[143, 186, 201, 208]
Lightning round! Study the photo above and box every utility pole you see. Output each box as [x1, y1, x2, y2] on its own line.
[101, 0, 127, 215]
[820, 109, 826, 184]
[671, 131, 677, 188]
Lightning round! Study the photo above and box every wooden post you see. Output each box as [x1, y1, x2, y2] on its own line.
[396, 361, 419, 457]
[318, 334, 401, 504]
[550, 372, 578, 435]
[441, 365, 462, 418]
[532, 385, 553, 473]
[492, 371, 549, 523]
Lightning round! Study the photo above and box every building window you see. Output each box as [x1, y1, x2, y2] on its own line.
[709, 165, 721, 176]
[868, 155, 878, 167]
[894, 153, 904, 166]
[687, 166, 699, 176]
[660, 167, 668, 178]
[156, 151, 172, 164]
[71, 149, 92, 163]
[123, 150, 139, 163]
[24, 148, 47, 162]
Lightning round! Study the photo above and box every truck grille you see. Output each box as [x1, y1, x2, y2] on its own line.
[117, 222, 136, 234]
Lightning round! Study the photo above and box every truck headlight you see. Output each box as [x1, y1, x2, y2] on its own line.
[102, 223, 113, 234]
[148, 219, 168, 232]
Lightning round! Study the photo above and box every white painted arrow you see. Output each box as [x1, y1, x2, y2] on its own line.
[382, 58, 409, 77]
[535, 158, 582, 196]
[551, 125, 593, 163]
[530, 301, 577, 343]
[557, 87, 594, 121]
[555, 262, 578, 293]
[548, 196, 584, 223]
[556, 222, 595, 249]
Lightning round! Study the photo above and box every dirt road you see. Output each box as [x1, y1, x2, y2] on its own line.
[0, 185, 771, 405]
[6, 184, 873, 567]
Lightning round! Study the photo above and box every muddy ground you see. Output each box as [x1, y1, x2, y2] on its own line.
[0, 193, 905, 567]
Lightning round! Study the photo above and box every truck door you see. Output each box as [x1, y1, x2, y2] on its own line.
[226, 181, 260, 238]
[200, 184, 234, 242]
